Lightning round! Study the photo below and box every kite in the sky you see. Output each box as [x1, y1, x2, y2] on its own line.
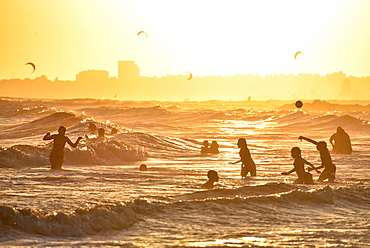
[294, 51, 304, 60]
[137, 31, 148, 38]
[25, 62, 36, 73]
[186, 71, 192, 81]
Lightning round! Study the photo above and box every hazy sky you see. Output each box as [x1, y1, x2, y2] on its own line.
[1, 0, 370, 80]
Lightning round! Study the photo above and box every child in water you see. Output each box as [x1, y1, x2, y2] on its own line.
[281, 147, 321, 184]
[209, 141, 219, 154]
[201, 170, 219, 189]
[201, 140, 210, 153]
[299, 136, 336, 182]
[230, 138, 256, 177]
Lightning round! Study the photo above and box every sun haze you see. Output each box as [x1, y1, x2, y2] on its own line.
[1, 0, 370, 100]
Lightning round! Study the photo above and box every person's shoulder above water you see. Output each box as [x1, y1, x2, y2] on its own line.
[201, 170, 219, 189]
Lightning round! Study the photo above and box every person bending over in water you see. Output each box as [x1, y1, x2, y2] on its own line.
[230, 138, 256, 177]
[281, 147, 321, 184]
[329, 126, 352, 154]
[201, 170, 219, 189]
[43, 126, 82, 170]
[299, 136, 336, 182]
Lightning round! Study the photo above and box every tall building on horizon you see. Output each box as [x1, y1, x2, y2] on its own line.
[118, 61, 140, 81]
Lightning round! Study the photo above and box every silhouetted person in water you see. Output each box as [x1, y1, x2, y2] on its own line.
[201, 170, 219, 189]
[98, 128, 105, 138]
[43, 126, 82, 170]
[139, 164, 147, 171]
[209, 141, 219, 154]
[110, 128, 118, 135]
[330, 126, 352, 154]
[201, 140, 210, 153]
[299, 136, 336, 182]
[230, 138, 256, 177]
[281, 147, 321, 184]
[89, 123, 96, 134]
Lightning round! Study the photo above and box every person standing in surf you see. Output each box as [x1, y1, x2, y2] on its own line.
[230, 138, 256, 177]
[43, 126, 82, 170]
[298, 136, 336, 182]
[281, 147, 321, 184]
[329, 126, 352, 154]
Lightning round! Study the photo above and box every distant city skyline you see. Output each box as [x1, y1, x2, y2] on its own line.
[1, 60, 370, 101]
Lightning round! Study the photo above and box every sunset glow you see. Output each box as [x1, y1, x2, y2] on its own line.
[1, 0, 370, 82]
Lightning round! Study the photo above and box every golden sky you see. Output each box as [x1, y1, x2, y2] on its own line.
[1, 0, 370, 80]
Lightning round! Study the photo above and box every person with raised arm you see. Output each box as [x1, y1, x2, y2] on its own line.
[298, 136, 336, 182]
[43, 126, 82, 170]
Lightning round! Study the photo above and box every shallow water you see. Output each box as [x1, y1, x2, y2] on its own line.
[0, 98, 369, 247]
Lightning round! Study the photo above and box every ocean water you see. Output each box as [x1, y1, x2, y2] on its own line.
[0, 98, 369, 247]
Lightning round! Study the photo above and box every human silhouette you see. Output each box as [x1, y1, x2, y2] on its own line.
[98, 128, 105, 138]
[88, 123, 97, 134]
[139, 164, 147, 171]
[110, 127, 118, 135]
[43, 126, 82, 170]
[329, 126, 352, 154]
[209, 141, 219, 154]
[230, 138, 256, 177]
[299, 136, 336, 182]
[201, 140, 210, 153]
[281, 147, 320, 184]
[201, 170, 219, 188]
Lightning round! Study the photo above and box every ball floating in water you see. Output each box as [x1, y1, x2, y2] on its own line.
[139, 164, 147, 171]
[295, 100, 303, 108]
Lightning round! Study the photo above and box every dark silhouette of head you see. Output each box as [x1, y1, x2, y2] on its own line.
[337, 126, 345, 134]
[237, 138, 247, 148]
[111, 128, 118, 135]
[58, 126, 66, 135]
[316, 141, 327, 151]
[139, 164, 147, 171]
[291, 147, 301, 158]
[207, 170, 219, 182]
[89, 123, 96, 133]
[203, 140, 209, 147]
[98, 128, 105, 137]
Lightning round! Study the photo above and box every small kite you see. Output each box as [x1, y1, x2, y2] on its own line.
[294, 51, 304, 60]
[137, 31, 148, 38]
[25, 62, 36, 73]
[186, 71, 192, 81]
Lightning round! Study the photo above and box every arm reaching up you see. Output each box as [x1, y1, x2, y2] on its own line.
[298, 136, 318, 145]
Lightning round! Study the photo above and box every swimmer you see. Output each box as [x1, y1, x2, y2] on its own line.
[139, 164, 147, 171]
[329, 126, 352, 154]
[201, 140, 210, 153]
[230, 138, 256, 177]
[209, 141, 219, 154]
[111, 128, 118, 135]
[201, 170, 219, 189]
[43, 126, 82, 170]
[299, 136, 336, 182]
[88, 123, 97, 134]
[281, 147, 321, 184]
[98, 128, 105, 138]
